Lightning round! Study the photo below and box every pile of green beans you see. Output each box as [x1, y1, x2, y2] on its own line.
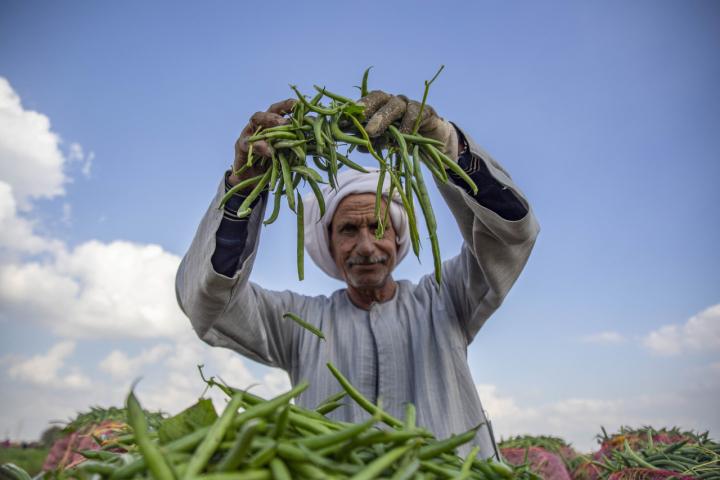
[591, 437, 720, 479]
[220, 67, 477, 284]
[53, 364, 537, 480]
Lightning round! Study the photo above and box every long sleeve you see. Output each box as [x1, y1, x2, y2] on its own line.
[175, 179, 311, 371]
[433, 126, 540, 344]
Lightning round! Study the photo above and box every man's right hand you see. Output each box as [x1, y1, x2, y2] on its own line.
[229, 98, 296, 187]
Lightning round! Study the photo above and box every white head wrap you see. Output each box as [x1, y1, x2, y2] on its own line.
[303, 168, 410, 281]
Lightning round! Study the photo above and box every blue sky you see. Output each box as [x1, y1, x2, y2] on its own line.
[0, 0, 718, 451]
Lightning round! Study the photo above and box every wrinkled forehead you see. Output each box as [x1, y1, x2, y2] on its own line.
[331, 193, 388, 227]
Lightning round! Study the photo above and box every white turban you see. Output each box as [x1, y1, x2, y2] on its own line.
[303, 168, 411, 281]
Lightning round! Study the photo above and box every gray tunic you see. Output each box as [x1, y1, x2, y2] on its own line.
[175, 132, 540, 459]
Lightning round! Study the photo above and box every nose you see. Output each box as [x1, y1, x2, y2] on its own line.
[355, 227, 375, 256]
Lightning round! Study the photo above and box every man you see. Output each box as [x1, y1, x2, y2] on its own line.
[176, 91, 539, 459]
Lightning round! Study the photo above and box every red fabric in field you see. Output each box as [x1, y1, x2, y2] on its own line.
[501, 446, 572, 480]
[42, 421, 126, 471]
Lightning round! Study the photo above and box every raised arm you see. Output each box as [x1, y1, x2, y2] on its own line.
[175, 99, 308, 371]
[436, 127, 539, 343]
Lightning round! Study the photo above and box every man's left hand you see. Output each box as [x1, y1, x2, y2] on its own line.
[356, 90, 461, 158]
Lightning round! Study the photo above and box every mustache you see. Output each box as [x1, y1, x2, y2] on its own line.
[347, 255, 388, 267]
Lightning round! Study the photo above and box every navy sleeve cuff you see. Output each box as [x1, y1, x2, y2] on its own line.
[211, 171, 264, 277]
[449, 131, 528, 221]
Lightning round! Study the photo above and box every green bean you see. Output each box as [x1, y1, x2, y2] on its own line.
[194, 472, 270, 480]
[247, 444, 276, 469]
[235, 169, 272, 219]
[374, 166, 386, 226]
[389, 458, 420, 480]
[360, 66, 372, 98]
[126, 389, 176, 480]
[400, 132, 445, 147]
[272, 405, 290, 439]
[326, 362, 404, 429]
[315, 391, 347, 408]
[219, 174, 265, 209]
[351, 444, 414, 480]
[489, 460, 515, 479]
[404, 403, 417, 430]
[285, 461, 327, 479]
[246, 127, 261, 167]
[278, 152, 295, 212]
[268, 458, 291, 480]
[307, 176, 326, 217]
[427, 145, 478, 194]
[412, 145, 441, 284]
[184, 392, 245, 479]
[283, 312, 324, 340]
[418, 148, 448, 182]
[296, 192, 304, 280]
[272, 139, 307, 149]
[330, 115, 369, 147]
[335, 151, 369, 173]
[412, 65, 444, 135]
[349, 429, 431, 448]
[246, 131, 297, 142]
[290, 85, 340, 115]
[460, 446, 480, 478]
[291, 165, 324, 183]
[312, 115, 326, 152]
[417, 426, 479, 460]
[313, 85, 355, 105]
[215, 419, 264, 472]
[297, 416, 377, 450]
[314, 401, 343, 415]
[309, 91, 324, 106]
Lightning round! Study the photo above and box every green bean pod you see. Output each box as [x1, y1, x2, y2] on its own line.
[290, 85, 340, 115]
[417, 426, 479, 460]
[183, 392, 245, 479]
[215, 419, 264, 472]
[219, 174, 265, 209]
[283, 312, 324, 340]
[235, 169, 272, 219]
[306, 176, 326, 218]
[296, 192, 304, 280]
[291, 165, 324, 183]
[126, 389, 176, 480]
[247, 131, 297, 142]
[360, 66, 372, 98]
[326, 362, 404, 429]
[351, 444, 414, 480]
[278, 152, 295, 212]
[330, 116, 369, 147]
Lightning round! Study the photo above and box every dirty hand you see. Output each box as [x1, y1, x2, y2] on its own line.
[357, 90, 460, 159]
[230, 98, 296, 187]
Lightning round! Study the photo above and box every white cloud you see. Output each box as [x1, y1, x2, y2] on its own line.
[476, 384, 716, 452]
[0, 77, 68, 209]
[581, 331, 627, 345]
[0, 240, 187, 339]
[643, 304, 720, 355]
[7, 341, 90, 390]
[0, 181, 64, 256]
[67, 142, 93, 178]
[99, 344, 173, 379]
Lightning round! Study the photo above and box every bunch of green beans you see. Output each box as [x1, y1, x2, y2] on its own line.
[53, 364, 536, 480]
[220, 67, 477, 284]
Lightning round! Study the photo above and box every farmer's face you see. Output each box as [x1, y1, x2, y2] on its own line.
[329, 193, 398, 290]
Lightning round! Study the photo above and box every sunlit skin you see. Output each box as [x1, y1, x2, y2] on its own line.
[329, 193, 398, 310]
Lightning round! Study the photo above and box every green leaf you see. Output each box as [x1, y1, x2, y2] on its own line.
[158, 398, 218, 444]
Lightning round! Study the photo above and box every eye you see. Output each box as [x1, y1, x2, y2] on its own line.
[339, 224, 357, 234]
